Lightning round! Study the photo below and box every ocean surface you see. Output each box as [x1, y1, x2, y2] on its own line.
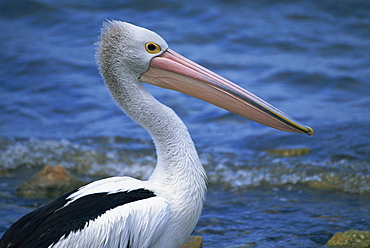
[1, 0, 369, 247]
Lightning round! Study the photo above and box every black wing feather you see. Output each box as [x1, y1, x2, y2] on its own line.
[0, 189, 155, 248]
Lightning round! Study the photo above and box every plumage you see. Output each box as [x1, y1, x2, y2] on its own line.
[2, 184, 156, 248]
[0, 20, 312, 248]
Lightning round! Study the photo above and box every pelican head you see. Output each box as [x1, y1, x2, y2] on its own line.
[98, 21, 168, 80]
[98, 20, 313, 135]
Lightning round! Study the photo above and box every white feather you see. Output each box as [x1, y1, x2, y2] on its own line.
[51, 197, 169, 248]
[66, 177, 146, 205]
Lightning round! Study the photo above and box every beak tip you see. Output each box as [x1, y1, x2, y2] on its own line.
[305, 126, 314, 136]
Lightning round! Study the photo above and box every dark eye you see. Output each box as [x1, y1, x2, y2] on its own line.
[145, 42, 161, 54]
[147, 43, 156, 51]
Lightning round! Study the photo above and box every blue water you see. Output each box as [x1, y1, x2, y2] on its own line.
[1, 0, 369, 247]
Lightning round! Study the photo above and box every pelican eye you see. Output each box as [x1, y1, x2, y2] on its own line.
[145, 42, 161, 54]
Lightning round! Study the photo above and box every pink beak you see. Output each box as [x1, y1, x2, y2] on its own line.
[140, 49, 313, 135]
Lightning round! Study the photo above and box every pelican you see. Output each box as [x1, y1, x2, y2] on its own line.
[0, 21, 313, 248]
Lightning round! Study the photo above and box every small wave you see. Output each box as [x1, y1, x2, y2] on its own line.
[0, 137, 156, 179]
[1, 137, 368, 194]
[204, 155, 370, 194]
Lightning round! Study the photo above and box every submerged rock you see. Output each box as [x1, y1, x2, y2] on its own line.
[17, 164, 86, 198]
[306, 179, 342, 191]
[326, 230, 370, 247]
[266, 148, 310, 157]
[180, 236, 202, 248]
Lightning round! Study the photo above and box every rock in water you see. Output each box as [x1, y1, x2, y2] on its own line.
[180, 236, 203, 248]
[326, 230, 370, 247]
[17, 164, 86, 198]
[266, 148, 310, 157]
